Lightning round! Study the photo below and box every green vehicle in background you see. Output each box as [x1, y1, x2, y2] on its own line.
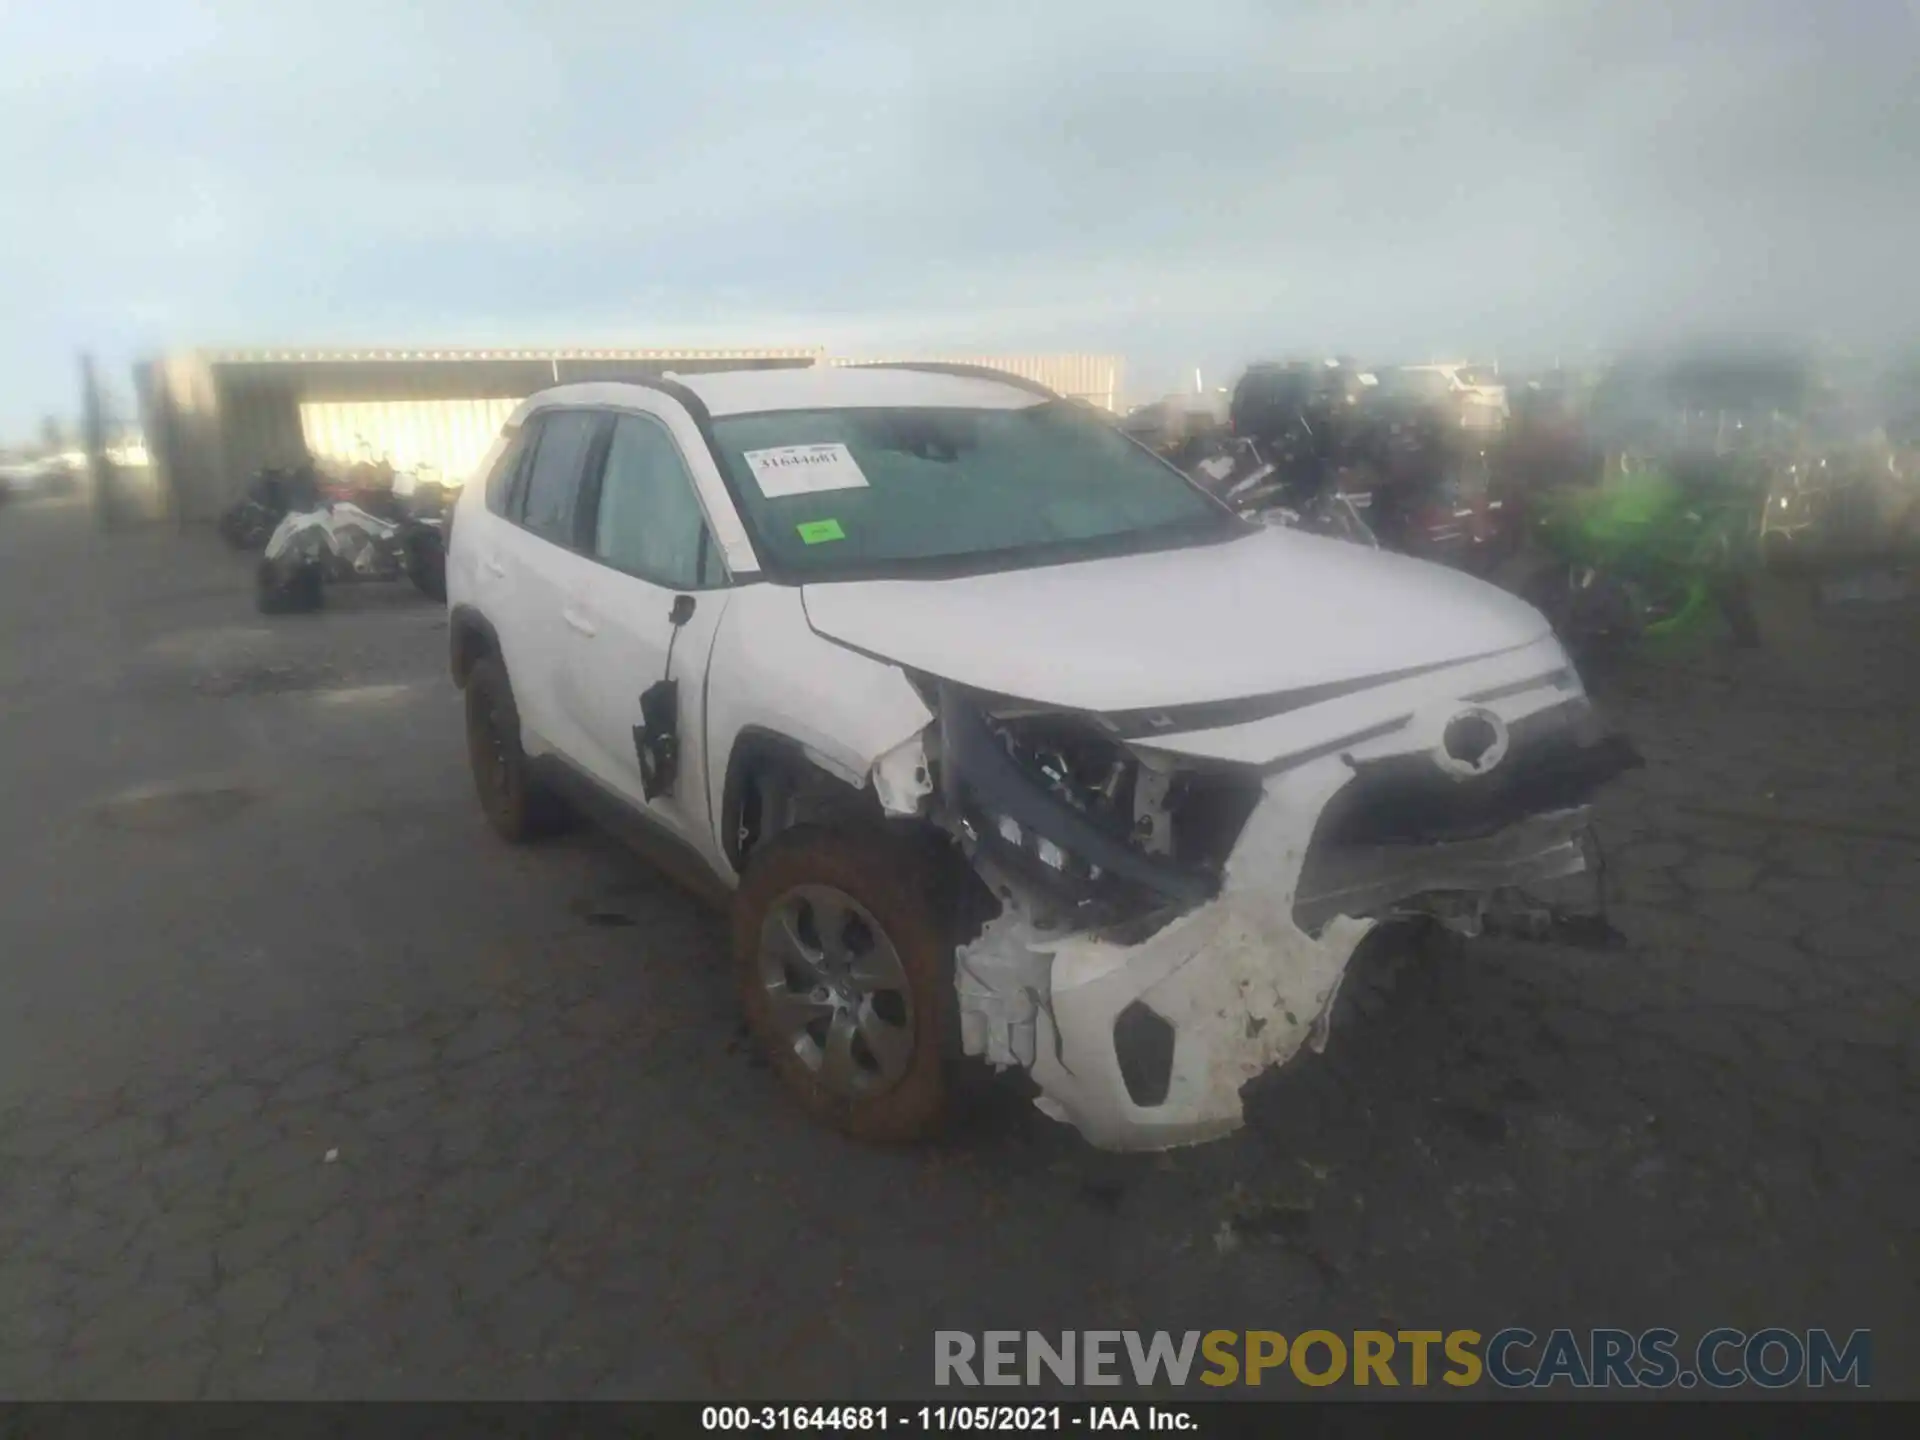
[1519, 453, 1764, 661]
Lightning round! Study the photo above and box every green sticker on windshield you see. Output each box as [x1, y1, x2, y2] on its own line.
[796, 518, 846, 545]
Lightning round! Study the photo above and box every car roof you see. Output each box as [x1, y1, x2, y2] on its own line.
[513, 365, 1049, 425]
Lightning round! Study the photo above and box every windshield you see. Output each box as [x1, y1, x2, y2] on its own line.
[707, 402, 1239, 580]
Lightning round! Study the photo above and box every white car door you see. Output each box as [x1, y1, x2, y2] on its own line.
[450, 426, 528, 621]
[492, 407, 608, 756]
[557, 409, 731, 852]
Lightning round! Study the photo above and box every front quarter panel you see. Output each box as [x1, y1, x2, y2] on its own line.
[702, 584, 934, 882]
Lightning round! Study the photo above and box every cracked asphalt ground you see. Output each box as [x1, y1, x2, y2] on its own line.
[1, 497, 1915, 1399]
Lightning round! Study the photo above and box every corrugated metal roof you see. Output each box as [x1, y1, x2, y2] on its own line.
[191, 349, 1120, 409]
[199, 346, 829, 364]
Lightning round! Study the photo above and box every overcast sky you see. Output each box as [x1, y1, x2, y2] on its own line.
[2, 0, 1915, 436]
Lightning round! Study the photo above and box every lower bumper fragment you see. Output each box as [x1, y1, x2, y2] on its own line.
[958, 753, 1613, 1151]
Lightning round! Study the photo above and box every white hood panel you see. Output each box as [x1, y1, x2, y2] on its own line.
[800, 528, 1551, 716]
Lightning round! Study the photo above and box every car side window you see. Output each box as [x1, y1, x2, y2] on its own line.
[483, 425, 531, 517]
[504, 415, 544, 520]
[518, 409, 601, 545]
[590, 414, 718, 589]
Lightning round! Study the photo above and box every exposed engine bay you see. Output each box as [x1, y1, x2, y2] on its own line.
[963, 705, 1252, 924]
[869, 650, 1641, 1151]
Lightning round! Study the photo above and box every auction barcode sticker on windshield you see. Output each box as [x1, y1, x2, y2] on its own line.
[742, 443, 871, 499]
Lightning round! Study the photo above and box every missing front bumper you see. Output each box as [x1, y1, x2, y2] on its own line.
[1292, 806, 1599, 933]
[957, 752, 1621, 1152]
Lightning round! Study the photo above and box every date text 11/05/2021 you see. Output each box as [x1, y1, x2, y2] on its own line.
[930, 1327, 1873, 1390]
[703, 1408, 1191, 1432]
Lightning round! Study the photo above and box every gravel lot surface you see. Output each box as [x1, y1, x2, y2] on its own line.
[1, 499, 1913, 1398]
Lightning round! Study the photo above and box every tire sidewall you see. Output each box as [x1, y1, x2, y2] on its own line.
[464, 657, 534, 841]
[404, 531, 448, 601]
[732, 826, 958, 1144]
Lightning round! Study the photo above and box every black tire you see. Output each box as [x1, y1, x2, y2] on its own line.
[404, 532, 447, 602]
[733, 824, 965, 1144]
[463, 655, 568, 843]
[255, 558, 323, 614]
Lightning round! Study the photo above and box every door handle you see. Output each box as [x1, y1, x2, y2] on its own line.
[482, 557, 507, 578]
[562, 607, 597, 638]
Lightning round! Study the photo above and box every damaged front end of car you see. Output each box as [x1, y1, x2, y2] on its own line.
[868, 647, 1641, 1151]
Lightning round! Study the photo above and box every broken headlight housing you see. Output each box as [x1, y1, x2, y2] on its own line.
[928, 681, 1255, 924]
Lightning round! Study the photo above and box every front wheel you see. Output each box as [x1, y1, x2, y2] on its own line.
[733, 825, 962, 1144]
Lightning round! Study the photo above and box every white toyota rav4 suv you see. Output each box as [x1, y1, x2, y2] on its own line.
[445, 363, 1637, 1151]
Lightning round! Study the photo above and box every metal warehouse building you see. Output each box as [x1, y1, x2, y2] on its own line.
[134, 348, 1124, 524]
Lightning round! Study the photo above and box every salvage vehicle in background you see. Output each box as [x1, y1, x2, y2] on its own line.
[444, 364, 1638, 1152]
[1218, 364, 1521, 576]
[1348, 392, 1521, 577]
[0, 455, 79, 503]
[1379, 363, 1510, 435]
[1520, 454, 1763, 660]
[1118, 390, 1232, 471]
[255, 483, 451, 612]
[1583, 349, 1905, 578]
[1758, 396, 1920, 575]
[1497, 374, 1603, 494]
[1189, 433, 1378, 546]
[218, 465, 323, 550]
[1758, 455, 1850, 573]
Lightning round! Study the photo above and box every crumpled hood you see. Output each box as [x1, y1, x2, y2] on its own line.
[801, 526, 1551, 715]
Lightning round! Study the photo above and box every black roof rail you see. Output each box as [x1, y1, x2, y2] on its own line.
[847, 361, 1061, 401]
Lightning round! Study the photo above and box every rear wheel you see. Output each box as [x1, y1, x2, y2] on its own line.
[463, 656, 568, 842]
[255, 558, 323, 614]
[403, 530, 447, 601]
[733, 825, 963, 1144]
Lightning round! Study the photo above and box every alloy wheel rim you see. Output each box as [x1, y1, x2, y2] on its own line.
[756, 884, 915, 1098]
